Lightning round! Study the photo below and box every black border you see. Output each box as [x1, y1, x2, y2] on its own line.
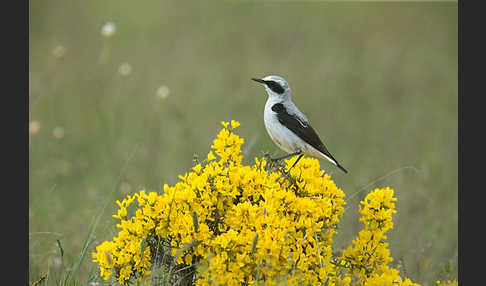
[7, 0, 29, 283]
[459, 0, 480, 284]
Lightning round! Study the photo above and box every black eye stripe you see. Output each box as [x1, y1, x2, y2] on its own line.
[265, 80, 285, 94]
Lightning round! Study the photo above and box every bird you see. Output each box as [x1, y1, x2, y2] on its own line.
[251, 75, 348, 174]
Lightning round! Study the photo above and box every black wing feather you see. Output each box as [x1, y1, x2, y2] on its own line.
[271, 103, 348, 173]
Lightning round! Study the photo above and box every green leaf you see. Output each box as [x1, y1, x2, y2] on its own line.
[140, 236, 147, 256]
[192, 210, 199, 233]
[250, 233, 258, 258]
[56, 239, 64, 258]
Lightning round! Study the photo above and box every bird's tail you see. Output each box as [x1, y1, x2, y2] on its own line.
[335, 163, 348, 174]
[320, 153, 348, 174]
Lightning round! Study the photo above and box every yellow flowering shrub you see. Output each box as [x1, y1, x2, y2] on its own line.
[335, 187, 417, 285]
[92, 120, 426, 285]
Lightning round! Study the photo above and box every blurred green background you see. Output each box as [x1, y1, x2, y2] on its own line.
[29, 1, 457, 285]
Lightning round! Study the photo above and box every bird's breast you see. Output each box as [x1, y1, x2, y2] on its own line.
[263, 103, 301, 154]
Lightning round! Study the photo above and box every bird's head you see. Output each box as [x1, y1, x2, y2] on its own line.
[252, 75, 291, 100]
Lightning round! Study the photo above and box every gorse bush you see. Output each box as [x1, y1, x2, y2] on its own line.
[92, 120, 423, 285]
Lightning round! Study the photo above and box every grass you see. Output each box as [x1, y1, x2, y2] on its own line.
[29, 1, 457, 285]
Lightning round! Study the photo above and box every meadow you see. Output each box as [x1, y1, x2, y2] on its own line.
[29, 1, 457, 285]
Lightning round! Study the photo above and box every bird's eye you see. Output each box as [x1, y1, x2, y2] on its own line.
[266, 81, 285, 94]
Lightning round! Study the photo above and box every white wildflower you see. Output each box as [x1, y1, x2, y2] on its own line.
[156, 85, 170, 99]
[53, 127, 65, 139]
[29, 121, 41, 135]
[101, 22, 116, 37]
[118, 63, 132, 76]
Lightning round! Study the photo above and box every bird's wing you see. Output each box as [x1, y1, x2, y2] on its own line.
[271, 102, 340, 164]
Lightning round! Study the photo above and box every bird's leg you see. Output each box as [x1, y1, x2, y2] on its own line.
[265, 151, 300, 172]
[277, 154, 304, 193]
[287, 154, 304, 172]
[271, 151, 302, 162]
[275, 151, 303, 176]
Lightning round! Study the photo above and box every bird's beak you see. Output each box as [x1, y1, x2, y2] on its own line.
[251, 78, 266, 84]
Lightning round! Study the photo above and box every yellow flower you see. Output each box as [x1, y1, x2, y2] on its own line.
[436, 280, 458, 286]
[192, 163, 202, 174]
[118, 265, 132, 284]
[92, 120, 429, 286]
[230, 120, 240, 129]
[207, 150, 216, 161]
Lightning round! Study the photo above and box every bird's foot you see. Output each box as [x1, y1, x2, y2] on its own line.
[263, 153, 283, 172]
[271, 151, 302, 162]
[263, 152, 303, 174]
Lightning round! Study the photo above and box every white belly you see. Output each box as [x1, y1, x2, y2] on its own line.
[264, 101, 306, 154]
[263, 99, 329, 160]
[264, 115, 299, 153]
